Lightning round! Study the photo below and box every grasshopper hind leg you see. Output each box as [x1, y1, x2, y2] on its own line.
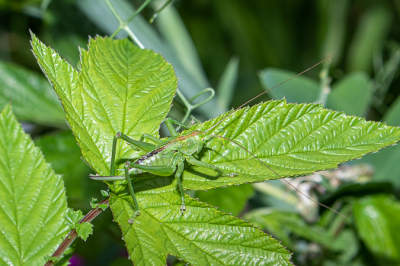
[124, 162, 141, 224]
[175, 162, 186, 215]
[186, 156, 238, 178]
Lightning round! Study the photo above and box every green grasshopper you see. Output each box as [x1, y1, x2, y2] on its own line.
[91, 56, 341, 223]
[91, 118, 237, 223]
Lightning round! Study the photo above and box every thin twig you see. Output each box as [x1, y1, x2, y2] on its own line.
[44, 198, 110, 266]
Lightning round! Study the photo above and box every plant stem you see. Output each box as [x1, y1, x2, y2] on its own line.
[126, 0, 153, 24]
[175, 88, 215, 128]
[106, 0, 152, 43]
[316, 57, 332, 106]
[44, 198, 110, 266]
[150, 0, 174, 23]
[124, 27, 144, 48]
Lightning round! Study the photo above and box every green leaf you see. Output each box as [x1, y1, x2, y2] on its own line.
[196, 184, 253, 216]
[318, 0, 349, 65]
[0, 104, 68, 265]
[65, 209, 84, 228]
[259, 68, 319, 103]
[156, 4, 209, 89]
[328, 229, 359, 263]
[0, 61, 65, 127]
[110, 191, 292, 266]
[353, 195, 400, 262]
[246, 209, 359, 262]
[216, 56, 240, 111]
[101, 190, 109, 197]
[245, 209, 333, 249]
[183, 99, 400, 190]
[326, 72, 372, 116]
[347, 7, 392, 72]
[48, 257, 58, 262]
[383, 94, 400, 127]
[90, 198, 99, 209]
[98, 204, 108, 211]
[75, 222, 93, 241]
[362, 97, 400, 185]
[35, 131, 95, 205]
[31, 34, 177, 176]
[363, 144, 400, 185]
[65, 209, 93, 241]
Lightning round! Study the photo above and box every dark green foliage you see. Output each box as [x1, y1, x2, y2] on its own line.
[1, 1, 400, 265]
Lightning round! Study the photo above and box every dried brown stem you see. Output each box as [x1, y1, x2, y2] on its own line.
[44, 197, 110, 266]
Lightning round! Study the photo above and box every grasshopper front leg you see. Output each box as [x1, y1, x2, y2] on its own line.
[110, 132, 157, 177]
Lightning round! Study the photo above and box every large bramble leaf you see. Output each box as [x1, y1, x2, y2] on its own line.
[0, 105, 68, 265]
[0, 61, 65, 127]
[181, 99, 400, 190]
[110, 189, 292, 266]
[116, 99, 400, 196]
[31, 33, 177, 176]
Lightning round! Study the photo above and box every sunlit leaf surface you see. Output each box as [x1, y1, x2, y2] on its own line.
[110, 191, 292, 266]
[0, 105, 68, 265]
[183, 100, 400, 190]
[31, 33, 177, 176]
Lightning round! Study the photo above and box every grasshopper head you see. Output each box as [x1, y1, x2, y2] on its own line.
[187, 130, 208, 154]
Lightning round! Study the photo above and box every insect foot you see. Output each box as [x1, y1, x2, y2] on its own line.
[180, 197, 186, 215]
[128, 211, 141, 224]
[224, 172, 238, 178]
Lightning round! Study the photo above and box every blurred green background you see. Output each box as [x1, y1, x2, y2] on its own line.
[1, 0, 400, 265]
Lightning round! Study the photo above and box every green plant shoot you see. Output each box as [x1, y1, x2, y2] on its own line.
[90, 56, 344, 223]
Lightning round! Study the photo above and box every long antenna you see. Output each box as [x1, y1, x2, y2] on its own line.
[205, 53, 334, 133]
[210, 134, 345, 217]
